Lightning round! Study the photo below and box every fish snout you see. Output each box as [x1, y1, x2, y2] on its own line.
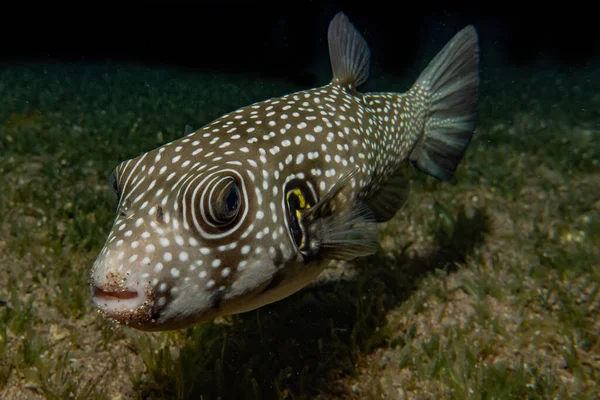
[90, 271, 155, 326]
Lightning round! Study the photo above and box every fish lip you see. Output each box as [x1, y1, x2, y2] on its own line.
[90, 282, 154, 325]
[91, 285, 139, 301]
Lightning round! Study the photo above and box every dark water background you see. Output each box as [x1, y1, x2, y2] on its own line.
[2, 4, 598, 84]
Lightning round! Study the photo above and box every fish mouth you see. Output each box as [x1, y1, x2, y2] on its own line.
[92, 286, 140, 301]
[91, 284, 152, 324]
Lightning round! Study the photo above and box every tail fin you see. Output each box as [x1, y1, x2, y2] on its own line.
[409, 26, 479, 181]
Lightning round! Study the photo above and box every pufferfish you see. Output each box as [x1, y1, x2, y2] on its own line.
[90, 12, 479, 331]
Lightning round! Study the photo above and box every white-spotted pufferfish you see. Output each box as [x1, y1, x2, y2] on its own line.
[90, 12, 479, 331]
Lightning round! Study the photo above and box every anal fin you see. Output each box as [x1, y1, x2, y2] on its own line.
[364, 165, 411, 222]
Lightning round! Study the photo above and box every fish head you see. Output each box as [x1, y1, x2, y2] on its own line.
[90, 138, 307, 331]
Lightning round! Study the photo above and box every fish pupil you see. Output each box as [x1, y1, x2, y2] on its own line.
[225, 184, 239, 214]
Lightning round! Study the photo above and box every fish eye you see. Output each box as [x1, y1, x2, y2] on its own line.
[109, 169, 119, 196]
[206, 177, 241, 227]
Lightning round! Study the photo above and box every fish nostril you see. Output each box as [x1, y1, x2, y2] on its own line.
[156, 206, 164, 224]
[92, 285, 139, 300]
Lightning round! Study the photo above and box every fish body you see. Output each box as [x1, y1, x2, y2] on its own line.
[90, 13, 479, 331]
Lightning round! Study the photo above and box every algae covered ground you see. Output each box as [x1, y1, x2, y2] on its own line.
[0, 60, 598, 399]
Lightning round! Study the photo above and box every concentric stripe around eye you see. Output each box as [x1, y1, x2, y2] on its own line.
[115, 153, 148, 211]
[182, 168, 250, 240]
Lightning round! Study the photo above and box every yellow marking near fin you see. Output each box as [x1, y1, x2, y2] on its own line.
[286, 187, 314, 250]
[286, 188, 312, 211]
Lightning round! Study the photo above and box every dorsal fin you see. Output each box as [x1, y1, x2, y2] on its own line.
[327, 12, 370, 89]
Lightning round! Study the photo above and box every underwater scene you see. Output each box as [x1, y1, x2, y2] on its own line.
[0, 5, 598, 400]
